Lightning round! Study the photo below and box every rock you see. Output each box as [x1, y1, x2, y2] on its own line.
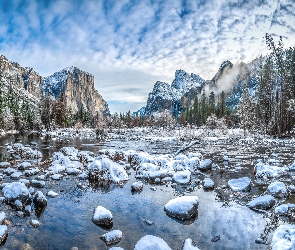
[0, 212, 5, 224]
[4, 167, 16, 175]
[92, 206, 113, 228]
[24, 168, 40, 176]
[17, 162, 32, 171]
[33, 191, 47, 208]
[164, 196, 198, 220]
[134, 235, 172, 250]
[71, 247, 79, 250]
[182, 238, 201, 250]
[198, 159, 212, 171]
[0, 162, 10, 168]
[289, 185, 295, 193]
[131, 181, 143, 192]
[172, 170, 191, 184]
[271, 223, 295, 250]
[47, 191, 59, 198]
[14, 199, 23, 210]
[24, 205, 32, 216]
[274, 203, 295, 214]
[2, 182, 30, 203]
[30, 219, 40, 228]
[10, 171, 22, 180]
[100, 230, 123, 246]
[211, 235, 221, 242]
[0, 225, 8, 243]
[31, 180, 46, 188]
[228, 177, 251, 191]
[144, 220, 154, 226]
[88, 158, 129, 183]
[247, 195, 275, 210]
[21, 243, 34, 250]
[51, 174, 63, 180]
[267, 181, 287, 198]
[109, 247, 124, 250]
[203, 178, 214, 190]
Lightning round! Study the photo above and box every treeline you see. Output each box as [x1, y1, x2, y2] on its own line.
[179, 90, 230, 126]
[237, 34, 295, 136]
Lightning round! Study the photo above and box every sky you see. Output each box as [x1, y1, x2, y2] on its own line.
[0, 0, 294, 113]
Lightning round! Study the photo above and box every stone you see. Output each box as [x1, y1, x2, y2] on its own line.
[92, 206, 113, 228]
[33, 191, 47, 208]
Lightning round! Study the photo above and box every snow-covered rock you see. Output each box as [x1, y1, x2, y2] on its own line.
[198, 159, 212, 171]
[247, 195, 275, 210]
[274, 203, 295, 214]
[47, 191, 59, 198]
[92, 206, 113, 227]
[164, 196, 199, 220]
[131, 181, 143, 192]
[182, 238, 201, 250]
[31, 180, 46, 188]
[254, 162, 286, 179]
[30, 219, 40, 228]
[0, 212, 5, 224]
[88, 158, 129, 183]
[0, 225, 8, 243]
[228, 177, 251, 191]
[0, 162, 10, 168]
[17, 162, 32, 170]
[51, 174, 63, 180]
[203, 178, 214, 190]
[134, 235, 172, 250]
[100, 230, 123, 246]
[271, 224, 295, 250]
[267, 181, 287, 198]
[2, 182, 30, 202]
[33, 191, 47, 208]
[172, 170, 191, 184]
[10, 171, 22, 180]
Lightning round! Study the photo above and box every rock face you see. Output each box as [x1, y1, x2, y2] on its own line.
[0, 55, 109, 117]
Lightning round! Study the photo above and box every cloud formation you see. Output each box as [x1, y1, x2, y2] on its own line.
[0, 0, 294, 112]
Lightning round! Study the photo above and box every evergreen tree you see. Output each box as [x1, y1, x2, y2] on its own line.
[200, 90, 207, 124]
[208, 91, 216, 115]
[220, 91, 226, 118]
[193, 94, 199, 125]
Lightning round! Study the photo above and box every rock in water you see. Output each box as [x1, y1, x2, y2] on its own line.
[247, 195, 275, 210]
[164, 196, 199, 220]
[92, 206, 113, 228]
[228, 177, 251, 191]
[198, 159, 212, 171]
[30, 219, 40, 228]
[134, 235, 172, 250]
[0, 225, 8, 243]
[47, 191, 59, 198]
[131, 181, 143, 192]
[33, 191, 47, 208]
[2, 182, 30, 203]
[182, 238, 201, 250]
[267, 181, 287, 198]
[271, 223, 295, 250]
[203, 178, 214, 190]
[100, 230, 123, 246]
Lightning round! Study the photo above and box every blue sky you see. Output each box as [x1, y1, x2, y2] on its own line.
[0, 0, 294, 113]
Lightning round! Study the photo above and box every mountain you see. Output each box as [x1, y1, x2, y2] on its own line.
[140, 57, 266, 116]
[0, 55, 109, 117]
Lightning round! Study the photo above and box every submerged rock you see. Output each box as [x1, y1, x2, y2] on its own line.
[228, 177, 251, 191]
[247, 195, 275, 210]
[182, 238, 201, 250]
[134, 235, 172, 250]
[92, 206, 113, 228]
[164, 196, 198, 220]
[100, 230, 123, 246]
[271, 223, 295, 250]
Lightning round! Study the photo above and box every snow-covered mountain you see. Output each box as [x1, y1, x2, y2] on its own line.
[0, 55, 109, 117]
[140, 57, 267, 116]
[144, 70, 207, 115]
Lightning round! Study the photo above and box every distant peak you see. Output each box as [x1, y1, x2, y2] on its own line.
[219, 60, 233, 70]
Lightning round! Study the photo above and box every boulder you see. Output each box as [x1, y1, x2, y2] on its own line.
[100, 230, 123, 246]
[134, 235, 172, 250]
[228, 177, 251, 191]
[247, 195, 275, 210]
[33, 191, 47, 208]
[164, 196, 198, 220]
[92, 206, 113, 228]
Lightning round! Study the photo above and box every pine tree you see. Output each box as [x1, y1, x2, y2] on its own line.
[208, 91, 216, 116]
[193, 94, 199, 125]
[200, 90, 207, 124]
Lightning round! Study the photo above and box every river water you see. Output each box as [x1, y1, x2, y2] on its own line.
[0, 132, 294, 249]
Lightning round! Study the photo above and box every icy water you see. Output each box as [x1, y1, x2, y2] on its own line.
[0, 133, 295, 249]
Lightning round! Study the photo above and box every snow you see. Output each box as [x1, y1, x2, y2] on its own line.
[164, 196, 199, 220]
[30, 219, 40, 227]
[172, 170, 191, 184]
[92, 206, 113, 225]
[2, 182, 30, 200]
[271, 224, 295, 250]
[88, 158, 129, 183]
[0, 162, 10, 168]
[267, 181, 287, 197]
[134, 235, 172, 250]
[60, 147, 79, 160]
[0, 225, 7, 238]
[254, 162, 286, 179]
[182, 238, 201, 250]
[228, 177, 251, 191]
[0, 212, 5, 224]
[51, 174, 63, 180]
[17, 162, 32, 170]
[247, 195, 275, 210]
[109, 248, 124, 250]
[10, 171, 22, 179]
